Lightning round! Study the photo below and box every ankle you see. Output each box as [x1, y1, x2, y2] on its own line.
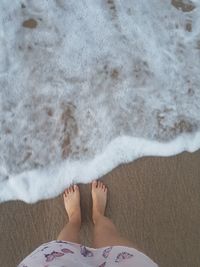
[68, 214, 81, 227]
[92, 211, 104, 225]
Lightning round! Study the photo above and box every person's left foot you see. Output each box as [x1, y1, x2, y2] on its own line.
[63, 185, 81, 227]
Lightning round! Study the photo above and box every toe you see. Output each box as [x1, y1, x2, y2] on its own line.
[98, 181, 101, 188]
[92, 180, 98, 188]
[74, 184, 79, 191]
[64, 189, 68, 197]
[73, 184, 77, 192]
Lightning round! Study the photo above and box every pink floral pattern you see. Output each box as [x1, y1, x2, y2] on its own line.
[99, 262, 106, 267]
[80, 245, 94, 257]
[115, 252, 134, 263]
[61, 248, 74, 254]
[102, 247, 112, 258]
[18, 240, 158, 267]
[45, 251, 64, 262]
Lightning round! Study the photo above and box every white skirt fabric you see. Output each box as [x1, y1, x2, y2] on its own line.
[18, 240, 158, 267]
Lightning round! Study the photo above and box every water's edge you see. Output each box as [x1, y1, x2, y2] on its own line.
[1, 131, 200, 203]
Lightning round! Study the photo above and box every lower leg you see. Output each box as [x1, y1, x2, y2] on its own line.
[93, 214, 134, 248]
[57, 221, 81, 243]
[57, 185, 81, 244]
[91, 180, 134, 248]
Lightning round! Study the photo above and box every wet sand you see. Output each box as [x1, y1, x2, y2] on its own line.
[0, 150, 200, 267]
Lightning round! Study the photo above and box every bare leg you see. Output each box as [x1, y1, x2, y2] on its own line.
[92, 180, 134, 248]
[57, 185, 81, 244]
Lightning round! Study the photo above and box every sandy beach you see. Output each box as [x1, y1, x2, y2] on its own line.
[0, 1, 200, 267]
[0, 150, 199, 267]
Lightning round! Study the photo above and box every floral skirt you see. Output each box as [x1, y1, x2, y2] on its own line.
[18, 240, 158, 267]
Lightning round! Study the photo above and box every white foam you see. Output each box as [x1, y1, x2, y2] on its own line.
[1, 132, 200, 203]
[0, 0, 200, 202]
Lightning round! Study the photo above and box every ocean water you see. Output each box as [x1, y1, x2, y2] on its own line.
[0, 0, 200, 203]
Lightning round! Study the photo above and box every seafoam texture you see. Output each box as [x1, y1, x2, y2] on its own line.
[0, 0, 200, 202]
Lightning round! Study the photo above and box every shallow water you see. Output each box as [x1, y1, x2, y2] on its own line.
[0, 0, 200, 202]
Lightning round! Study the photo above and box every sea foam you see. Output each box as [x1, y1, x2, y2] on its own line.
[0, 0, 200, 202]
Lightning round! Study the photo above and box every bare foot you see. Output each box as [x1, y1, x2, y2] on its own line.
[92, 180, 108, 224]
[63, 185, 81, 226]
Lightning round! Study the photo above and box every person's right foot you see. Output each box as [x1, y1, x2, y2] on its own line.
[91, 180, 108, 224]
[63, 185, 81, 227]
